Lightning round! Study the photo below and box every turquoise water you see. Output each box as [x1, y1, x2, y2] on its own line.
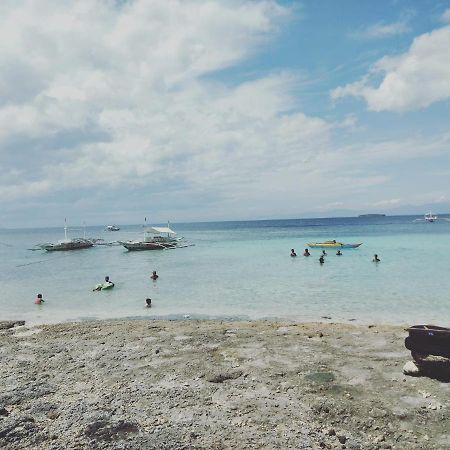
[1, 216, 450, 325]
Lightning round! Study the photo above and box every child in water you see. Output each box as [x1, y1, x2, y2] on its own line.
[290, 249, 297, 257]
[146, 298, 152, 308]
[150, 271, 159, 280]
[34, 294, 44, 305]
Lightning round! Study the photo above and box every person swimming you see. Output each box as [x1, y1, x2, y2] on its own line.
[150, 270, 159, 280]
[373, 254, 381, 262]
[303, 249, 310, 257]
[336, 250, 342, 256]
[146, 298, 152, 308]
[93, 276, 115, 291]
[319, 255, 325, 264]
[34, 293, 44, 305]
[290, 249, 297, 257]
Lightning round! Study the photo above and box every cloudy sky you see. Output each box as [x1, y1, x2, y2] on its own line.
[1, 0, 450, 227]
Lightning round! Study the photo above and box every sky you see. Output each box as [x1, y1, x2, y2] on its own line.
[1, 0, 450, 227]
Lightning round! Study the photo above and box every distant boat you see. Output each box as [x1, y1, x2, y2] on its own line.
[424, 212, 438, 222]
[414, 212, 449, 223]
[43, 223, 93, 251]
[105, 225, 120, 231]
[308, 241, 362, 249]
[120, 222, 191, 251]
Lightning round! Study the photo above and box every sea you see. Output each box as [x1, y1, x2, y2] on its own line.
[1, 215, 450, 326]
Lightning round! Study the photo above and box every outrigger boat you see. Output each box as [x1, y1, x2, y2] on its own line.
[414, 212, 449, 223]
[43, 222, 93, 251]
[120, 223, 192, 251]
[307, 240, 362, 249]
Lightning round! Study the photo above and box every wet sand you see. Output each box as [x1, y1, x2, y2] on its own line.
[1, 319, 449, 449]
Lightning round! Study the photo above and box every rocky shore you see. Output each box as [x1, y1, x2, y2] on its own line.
[1, 319, 449, 449]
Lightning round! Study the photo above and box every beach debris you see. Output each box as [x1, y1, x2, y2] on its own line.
[0, 320, 25, 330]
[403, 361, 420, 376]
[84, 420, 139, 441]
[206, 370, 243, 383]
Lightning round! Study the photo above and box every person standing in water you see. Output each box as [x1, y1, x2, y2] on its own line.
[34, 294, 45, 305]
[290, 249, 297, 257]
[150, 271, 159, 280]
[319, 255, 325, 264]
[336, 250, 342, 256]
[146, 298, 152, 308]
[303, 249, 310, 257]
[322, 250, 327, 256]
[373, 254, 381, 263]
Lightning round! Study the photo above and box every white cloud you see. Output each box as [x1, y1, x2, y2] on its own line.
[332, 25, 450, 111]
[441, 8, 450, 23]
[0, 1, 449, 225]
[351, 19, 410, 39]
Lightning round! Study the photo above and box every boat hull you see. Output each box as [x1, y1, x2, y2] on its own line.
[308, 243, 362, 249]
[44, 242, 93, 251]
[121, 241, 166, 251]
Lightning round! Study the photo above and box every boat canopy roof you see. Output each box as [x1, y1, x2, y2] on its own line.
[145, 226, 176, 235]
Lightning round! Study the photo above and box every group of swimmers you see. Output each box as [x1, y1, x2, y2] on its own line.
[35, 270, 160, 306]
[290, 248, 381, 264]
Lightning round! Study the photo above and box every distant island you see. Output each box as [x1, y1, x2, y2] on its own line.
[358, 214, 386, 217]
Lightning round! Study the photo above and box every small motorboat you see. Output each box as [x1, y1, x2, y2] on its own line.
[307, 241, 362, 249]
[405, 325, 450, 360]
[105, 225, 120, 231]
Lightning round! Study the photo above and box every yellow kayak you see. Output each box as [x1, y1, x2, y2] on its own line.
[308, 241, 362, 248]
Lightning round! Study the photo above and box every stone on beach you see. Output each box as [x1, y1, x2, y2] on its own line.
[403, 361, 421, 376]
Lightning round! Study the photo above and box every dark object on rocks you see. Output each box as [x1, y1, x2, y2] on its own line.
[0, 320, 25, 330]
[206, 370, 243, 383]
[405, 325, 450, 360]
[84, 420, 139, 441]
[405, 325, 450, 381]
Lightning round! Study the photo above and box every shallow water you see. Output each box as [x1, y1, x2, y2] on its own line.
[1, 216, 449, 325]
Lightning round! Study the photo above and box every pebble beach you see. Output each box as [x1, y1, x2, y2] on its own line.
[1, 319, 449, 449]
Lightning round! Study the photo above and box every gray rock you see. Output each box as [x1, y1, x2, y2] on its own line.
[403, 361, 420, 376]
[0, 320, 25, 330]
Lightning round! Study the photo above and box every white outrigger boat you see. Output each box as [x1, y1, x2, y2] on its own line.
[120, 223, 192, 251]
[414, 212, 449, 223]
